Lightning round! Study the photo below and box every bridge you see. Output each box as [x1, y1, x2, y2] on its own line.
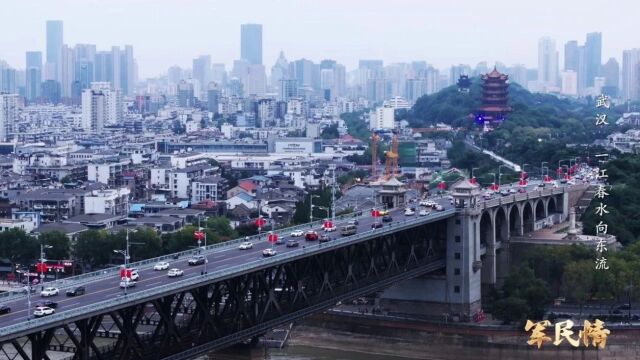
[0, 181, 591, 359]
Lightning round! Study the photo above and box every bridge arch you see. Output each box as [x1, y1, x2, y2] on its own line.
[508, 204, 522, 236]
[547, 196, 558, 214]
[522, 201, 535, 233]
[535, 199, 546, 220]
[479, 211, 493, 249]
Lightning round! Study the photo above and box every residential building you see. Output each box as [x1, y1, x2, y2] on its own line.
[84, 187, 130, 215]
[191, 176, 228, 203]
[369, 106, 395, 130]
[0, 94, 19, 142]
[26, 51, 43, 102]
[87, 160, 133, 186]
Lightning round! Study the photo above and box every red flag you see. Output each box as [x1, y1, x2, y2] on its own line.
[371, 209, 380, 217]
[268, 232, 278, 243]
[36, 262, 48, 273]
[255, 217, 266, 228]
[194, 231, 205, 241]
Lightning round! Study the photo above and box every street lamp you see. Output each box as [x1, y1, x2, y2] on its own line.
[113, 229, 132, 295]
[541, 161, 548, 179]
[310, 194, 320, 223]
[39, 244, 53, 287]
[488, 172, 496, 189]
[197, 215, 208, 275]
[498, 165, 507, 188]
[471, 167, 479, 179]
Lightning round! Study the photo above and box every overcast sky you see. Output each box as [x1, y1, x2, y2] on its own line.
[1, 0, 638, 78]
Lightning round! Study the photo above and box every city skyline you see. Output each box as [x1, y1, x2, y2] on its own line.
[0, 0, 638, 78]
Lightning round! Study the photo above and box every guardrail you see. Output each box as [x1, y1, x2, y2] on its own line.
[0, 209, 454, 339]
[0, 209, 372, 303]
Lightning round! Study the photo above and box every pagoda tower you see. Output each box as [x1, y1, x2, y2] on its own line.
[474, 67, 512, 126]
[457, 75, 471, 93]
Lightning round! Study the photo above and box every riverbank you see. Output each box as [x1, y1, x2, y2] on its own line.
[283, 311, 640, 360]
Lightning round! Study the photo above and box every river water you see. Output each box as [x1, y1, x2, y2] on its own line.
[268, 346, 419, 360]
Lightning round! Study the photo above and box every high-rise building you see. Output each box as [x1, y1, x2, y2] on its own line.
[177, 80, 195, 107]
[60, 45, 74, 99]
[561, 71, 578, 96]
[241, 24, 262, 65]
[622, 49, 640, 101]
[111, 46, 121, 90]
[537, 37, 559, 88]
[207, 82, 220, 114]
[450, 65, 471, 87]
[0, 93, 19, 142]
[279, 79, 298, 101]
[81, 82, 123, 132]
[26, 51, 43, 102]
[120, 45, 134, 96]
[167, 66, 183, 85]
[369, 106, 394, 130]
[41, 80, 61, 104]
[601, 58, 620, 89]
[584, 32, 602, 87]
[0, 61, 16, 93]
[95, 51, 113, 83]
[244, 64, 266, 97]
[270, 51, 289, 91]
[193, 55, 211, 98]
[507, 64, 528, 87]
[289, 59, 315, 89]
[564, 40, 579, 71]
[46, 20, 63, 81]
[211, 64, 227, 87]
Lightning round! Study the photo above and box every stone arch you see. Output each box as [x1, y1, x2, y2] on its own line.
[508, 204, 522, 236]
[522, 201, 535, 233]
[495, 206, 508, 243]
[535, 199, 546, 220]
[547, 196, 557, 214]
[479, 211, 493, 249]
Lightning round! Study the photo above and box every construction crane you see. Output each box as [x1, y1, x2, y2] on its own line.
[371, 132, 380, 178]
[384, 134, 399, 180]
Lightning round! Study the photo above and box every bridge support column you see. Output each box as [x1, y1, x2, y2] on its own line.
[481, 211, 496, 287]
[562, 192, 569, 219]
[495, 242, 509, 287]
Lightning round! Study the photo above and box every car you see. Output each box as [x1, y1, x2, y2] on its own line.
[404, 208, 415, 216]
[305, 231, 318, 241]
[275, 237, 286, 245]
[419, 200, 434, 207]
[371, 222, 383, 229]
[378, 209, 390, 216]
[508, 188, 517, 194]
[0, 305, 11, 315]
[382, 215, 393, 222]
[286, 239, 300, 248]
[129, 269, 140, 281]
[66, 286, 86, 297]
[499, 190, 509, 196]
[154, 262, 170, 271]
[290, 230, 304, 237]
[238, 242, 253, 250]
[419, 209, 430, 216]
[119, 280, 136, 288]
[40, 287, 59, 297]
[262, 248, 277, 257]
[33, 306, 55, 317]
[517, 188, 527, 193]
[538, 183, 546, 188]
[324, 225, 337, 232]
[15, 287, 36, 295]
[37, 300, 57, 309]
[188, 255, 207, 265]
[348, 219, 359, 226]
[434, 205, 444, 212]
[319, 234, 331, 243]
[167, 268, 184, 277]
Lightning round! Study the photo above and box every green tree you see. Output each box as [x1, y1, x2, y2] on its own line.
[236, 223, 259, 237]
[321, 124, 340, 139]
[206, 217, 237, 240]
[492, 296, 529, 325]
[562, 260, 595, 317]
[75, 230, 114, 267]
[39, 231, 71, 260]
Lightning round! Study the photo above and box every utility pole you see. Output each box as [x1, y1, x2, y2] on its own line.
[331, 166, 336, 224]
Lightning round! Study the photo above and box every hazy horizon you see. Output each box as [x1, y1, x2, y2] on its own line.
[1, 0, 638, 78]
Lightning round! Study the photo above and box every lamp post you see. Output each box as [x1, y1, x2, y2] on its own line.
[498, 165, 507, 188]
[39, 244, 53, 288]
[541, 161, 548, 179]
[488, 172, 496, 190]
[113, 229, 131, 296]
[471, 167, 479, 179]
[310, 194, 320, 224]
[197, 215, 208, 275]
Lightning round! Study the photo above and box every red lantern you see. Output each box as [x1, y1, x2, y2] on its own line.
[543, 175, 553, 183]
[119, 267, 132, 280]
[268, 232, 278, 243]
[489, 183, 499, 192]
[520, 171, 528, 180]
[371, 209, 380, 217]
[437, 181, 446, 190]
[194, 231, 205, 241]
[323, 220, 333, 229]
[518, 179, 527, 187]
[255, 217, 266, 228]
[36, 262, 47, 273]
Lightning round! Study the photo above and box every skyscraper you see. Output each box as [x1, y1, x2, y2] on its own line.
[621, 49, 640, 101]
[26, 51, 43, 102]
[193, 55, 211, 98]
[0, 93, 19, 142]
[207, 82, 220, 114]
[0, 61, 16, 94]
[241, 24, 263, 65]
[585, 32, 602, 87]
[537, 37, 559, 88]
[564, 40, 579, 71]
[270, 51, 289, 91]
[177, 80, 195, 107]
[601, 58, 620, 90]
[46, 20, 63, 81]
[120, 45, 134, 96]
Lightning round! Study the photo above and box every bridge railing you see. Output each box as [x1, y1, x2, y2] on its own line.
[0, 208, 372, 302]
[0, 209, 454, 339]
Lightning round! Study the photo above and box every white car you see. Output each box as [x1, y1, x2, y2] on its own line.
[154, 262, 170, 271]
[33, 306, 55, 317]
[324, 226, 337, 232]
[404, 208, 415, 216]
[167, 268, 184, 277]
[419, 200, 435, 207]
[508, 188, 517, 194]
[40, 287, 59, 297]
[419, 209, 430, 216]
[119, 280, 136, 289]
[129, 269, 140, 281]
[290, 230, 304, 237]
[238, 242, 253, 250]
[435, 205, 444, 211]
[262, 248, 277, 257]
